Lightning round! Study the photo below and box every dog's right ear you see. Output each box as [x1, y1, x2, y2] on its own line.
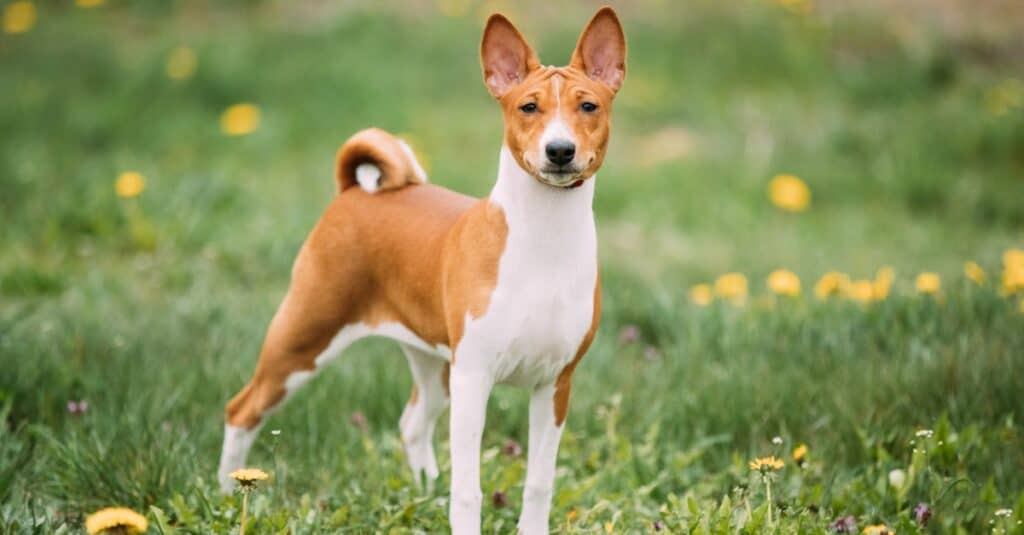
[480, 14, 540, 99]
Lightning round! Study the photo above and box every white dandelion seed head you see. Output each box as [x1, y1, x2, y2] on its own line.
[772, 436, 783, 445]
[888, 469, 907, 489]
[271, 429, 282, 436]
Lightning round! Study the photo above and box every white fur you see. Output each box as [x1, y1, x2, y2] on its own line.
[519, 383, 564, 533]
[355, 142, 428, 193]
[219, 147, 597, 534]
[467, 147, 596, 388]
[218, 423, 262, 491]
[399, 344, 448, 491]
[283, 321, 450, 403]
[355, 163, 382, 192]
[217, 321, 451, 493]
[537, 74, 576, 163]
[448, 146, 597, 535]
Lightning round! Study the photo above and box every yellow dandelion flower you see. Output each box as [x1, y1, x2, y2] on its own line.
[115, 172, 145, 198]
[872, 266, 894, 300]
[768, 174, 811, 212]
[749, 456, 784, 471]
[230, 467, 269, 486]
[85, 507, 148, 535]
[166, 46, 197, 81]
[862, 525, 892, 535]
[964, 261, 985, 285]
[1004, 248, 1024, 269]
[604, 521, 614, 534]
[815, 271, 849, 300]
[915, 272, 941, 294]
[847, 279, 875, 304]
[792, 443, 808, 465]
[3, 1, 36, 35]
[231, 468, 269, 535]
[714, 272, 748, 304]
[566, 509, 578, 522]
[1003, 248, 1024, 294]
[221, 103, 261, 136]
[689, 283, 713, 306]
[767, 269, 801, 297]
[1003, 263, 1024, 295]
[75, 0, 104, 8]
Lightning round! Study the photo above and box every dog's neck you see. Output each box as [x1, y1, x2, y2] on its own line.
[489, 144, 598, 264]
[490, 145, 595, 237]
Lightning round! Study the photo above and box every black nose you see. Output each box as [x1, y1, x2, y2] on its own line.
[545, 141, 576, 166]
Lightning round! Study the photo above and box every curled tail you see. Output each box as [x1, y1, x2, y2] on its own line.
[335, 128, 428, 194]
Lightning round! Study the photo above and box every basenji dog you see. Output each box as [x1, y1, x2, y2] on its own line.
[218, 7, 625, 534]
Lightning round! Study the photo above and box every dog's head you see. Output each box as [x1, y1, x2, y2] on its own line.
[481, 7, 626, 188]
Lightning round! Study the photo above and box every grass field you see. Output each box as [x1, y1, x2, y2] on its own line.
[2, 1, 1024, 533]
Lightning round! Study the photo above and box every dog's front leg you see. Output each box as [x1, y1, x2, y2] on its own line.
[448, 367, 493, 535]
[517, 382, 566, 535]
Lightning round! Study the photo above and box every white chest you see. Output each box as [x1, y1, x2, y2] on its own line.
[457, 147, 598, 387]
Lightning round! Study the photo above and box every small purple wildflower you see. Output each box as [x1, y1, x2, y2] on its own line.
[501, 438, 522, 457]
[66, 400, 89, 415]
[349, 411, 368, 432]
[914, 503, 932, 527]
[618, 324, 640, 345]
[829, 515, 857, 533]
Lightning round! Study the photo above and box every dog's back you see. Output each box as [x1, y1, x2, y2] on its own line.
[299, 183, 477, 346]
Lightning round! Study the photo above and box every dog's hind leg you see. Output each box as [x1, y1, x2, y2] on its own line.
[217, 259, 370, 492]
[398, 344, 450, 491]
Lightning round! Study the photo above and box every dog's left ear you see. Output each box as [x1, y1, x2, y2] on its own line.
[570, 6, 626, 94]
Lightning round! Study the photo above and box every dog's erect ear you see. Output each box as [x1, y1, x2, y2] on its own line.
[481, 14, 540, 98]
[570, 6, 626, 93]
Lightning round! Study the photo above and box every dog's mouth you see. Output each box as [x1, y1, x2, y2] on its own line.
[536, 163, 588, 189]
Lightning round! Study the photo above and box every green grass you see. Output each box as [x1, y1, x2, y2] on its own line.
[2, 1, 1024, 533]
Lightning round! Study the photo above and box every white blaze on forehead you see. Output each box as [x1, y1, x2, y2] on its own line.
[538, 74, 575, 152]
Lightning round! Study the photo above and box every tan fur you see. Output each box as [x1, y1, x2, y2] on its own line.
[441, 201, 509, 362]
[335, 128, 425, 193]
[227, 7, 624, 439]
[501, 68, 615, 183]
[483, 7, 625, 188]
[226, 184, 477, 428]
[553, 277, 601, 426]
[220, 14, 627, 534]
[569, 8, 627, 93]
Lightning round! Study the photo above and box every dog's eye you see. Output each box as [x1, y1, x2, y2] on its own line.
[519, 103, 538, 114]
[580, 102, 598, 113]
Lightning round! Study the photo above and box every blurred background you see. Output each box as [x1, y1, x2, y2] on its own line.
[1, 0, 1023, 533]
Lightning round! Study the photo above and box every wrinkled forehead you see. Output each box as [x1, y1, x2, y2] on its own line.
[503, 66, 613, 103]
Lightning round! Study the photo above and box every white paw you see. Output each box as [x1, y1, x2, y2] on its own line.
[217, 470, 237, 494]
[517, 517, 549, 535]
